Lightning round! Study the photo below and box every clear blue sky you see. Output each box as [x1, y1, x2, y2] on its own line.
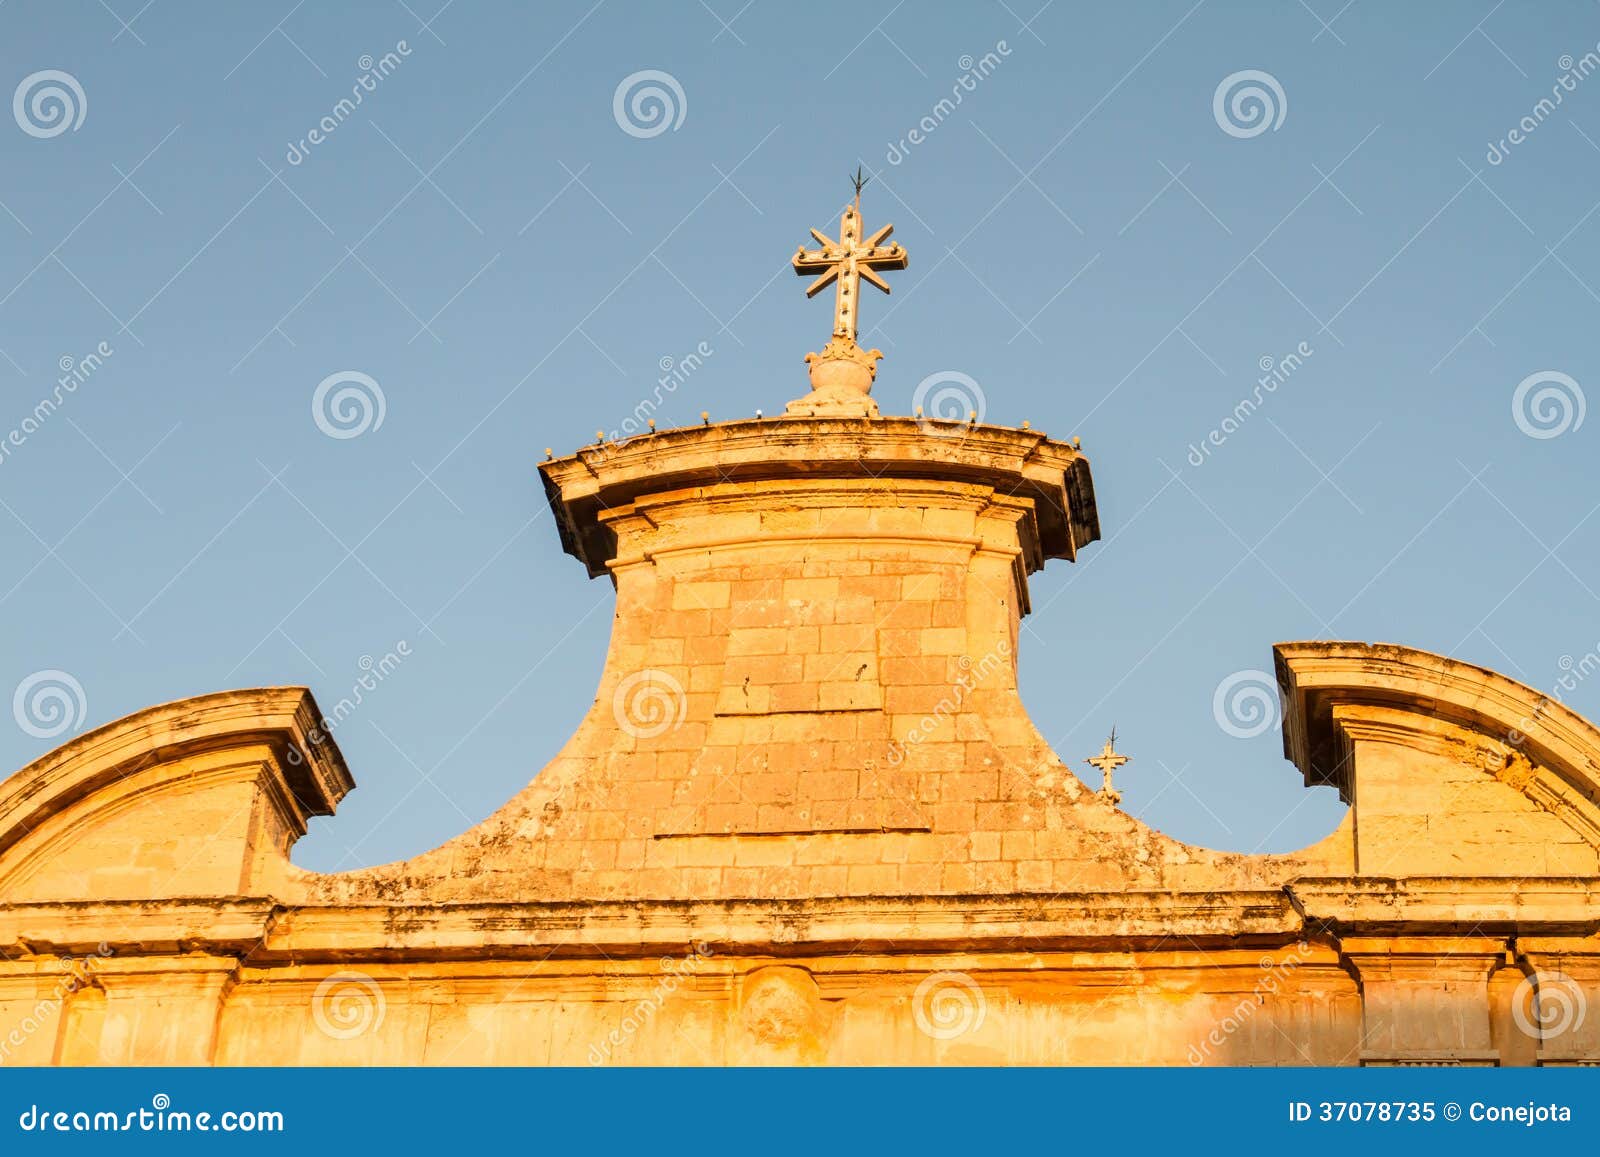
[3, 1, 1598, 870]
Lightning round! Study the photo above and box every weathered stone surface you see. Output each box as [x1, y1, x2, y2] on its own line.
[2, 421, 1598, 1065]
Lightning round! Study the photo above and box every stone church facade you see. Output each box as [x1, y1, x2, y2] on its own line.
[2, 199, 1598, 1066]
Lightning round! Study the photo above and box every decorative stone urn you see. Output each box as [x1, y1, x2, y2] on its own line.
[789, 337, 883, 417]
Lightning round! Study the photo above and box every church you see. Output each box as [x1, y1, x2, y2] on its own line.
[1, 187, 1597, 1066]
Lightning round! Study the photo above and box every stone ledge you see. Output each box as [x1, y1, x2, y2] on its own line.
[540, 417, 1098, 578]
[1288, 875, 1600, 931]
[0, 890, 1304, 959]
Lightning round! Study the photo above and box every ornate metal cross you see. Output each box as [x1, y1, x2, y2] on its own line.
[792, 169, 908, 345]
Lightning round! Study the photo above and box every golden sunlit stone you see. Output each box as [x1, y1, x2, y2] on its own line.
[2, 190, 1598, 1067]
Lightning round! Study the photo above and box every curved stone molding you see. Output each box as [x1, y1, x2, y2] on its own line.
[1276, 642, 1600, 877]
[0, 688, 351, 903]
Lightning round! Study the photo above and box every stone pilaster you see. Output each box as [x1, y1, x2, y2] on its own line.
[58, 956, 238, 1065]
[1343, 936, 1503, 1065]
[1517, 938, 1600, 1065]
[0, 964, 80, 1066]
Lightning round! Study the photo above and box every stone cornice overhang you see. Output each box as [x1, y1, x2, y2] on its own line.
[7, 880, 1597, 963]
[1275, 640, 1600, 815]
[0, 892, 1296, 960]
[1289, 876, 1600, 935]
[539, 417, 1100, 578]
[0, 687, 353, 858]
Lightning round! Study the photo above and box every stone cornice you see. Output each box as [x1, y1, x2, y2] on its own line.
[8, 880, 1597, 966]
[1287, 876, 1600, 933]
[540, 417, 1098, 578]
[0, 891, 1300, 960]
[1274, 642, 1600, 823]
[0, 898, 280, 955]
[0, 688, 352, 861]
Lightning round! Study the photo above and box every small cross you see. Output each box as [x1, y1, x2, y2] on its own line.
[793, 174, 908, 346]
[1086, 727, 1129, 806]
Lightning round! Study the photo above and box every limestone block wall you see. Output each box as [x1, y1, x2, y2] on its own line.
[280, 423, 1346, 907]
[3, 420, 1600, 1066]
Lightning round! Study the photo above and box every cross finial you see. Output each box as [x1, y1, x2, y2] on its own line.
[1086, 728, 1129, 807]
[786, 176, 911, 416]
[792, 179, 908, 348]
